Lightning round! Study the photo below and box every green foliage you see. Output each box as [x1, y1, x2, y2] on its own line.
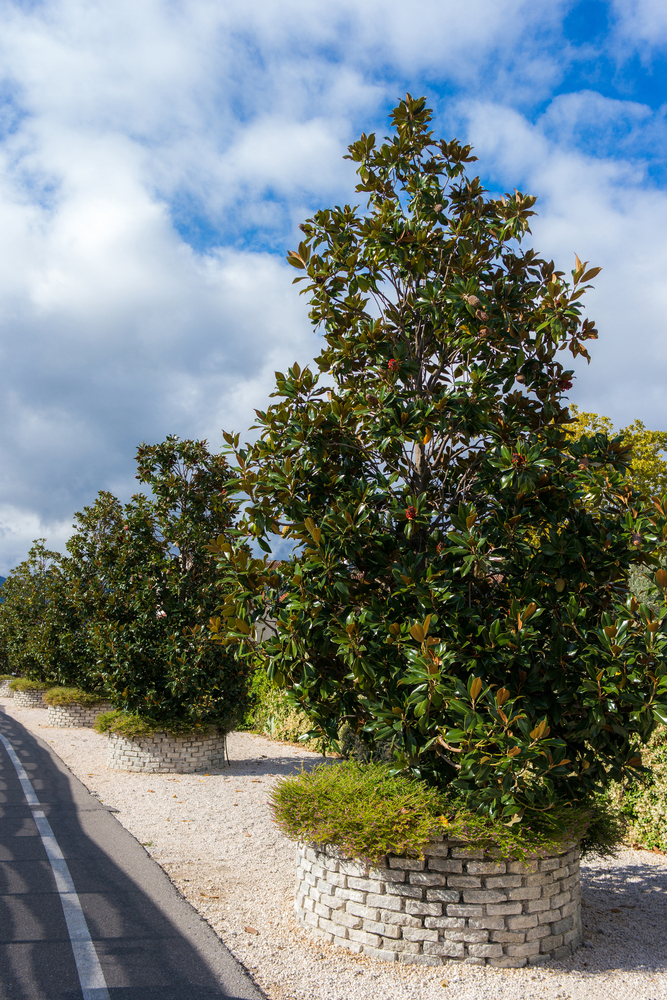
[612, 727, 667, 852]
[240, 668, 324, 749]
[10, 677, 46, 691]
[67, 436, 250, 729]
[93, 709, 217, 739]
[215, 96, 667, 824]
[271, 761, 446, 864]
[569, 406, 667, 499]
[338, 721, 393, 762]
[568, 407, 667, 615]
[270, 761, 615, 865]
[0, 541, 90, 686]
[43, 687, 108, 707]
[0, 674, 16, 682]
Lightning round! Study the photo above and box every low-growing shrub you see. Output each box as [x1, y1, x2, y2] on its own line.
[270, 761, 621, 866]
[0, 674, 17, 682]
[241, 669, 326, 751]
[10, 678, 46, 691]
[94, 709, 218, 740]
[44, 687, 109, 707]
[612, 726, 667, 853]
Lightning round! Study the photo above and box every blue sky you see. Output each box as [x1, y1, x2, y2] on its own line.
[0, 0, 666, 572]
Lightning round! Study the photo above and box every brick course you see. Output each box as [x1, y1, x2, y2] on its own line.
[13, 688, 46, 708]
[294, 839, 582, 967]
[106, 730, 228, 773]
[0, 680, 15, 697]
[46, 702, 113, 728]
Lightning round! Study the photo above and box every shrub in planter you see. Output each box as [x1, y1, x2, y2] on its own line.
[271, 761, 619, 866]
[275, 762, 621, 966]
[0, 541, 90, 687]
[215, 96, 667, 827]
[94, 710, 228, 773]
[0, 674, 17, 696]
[10, 677, 48, 707]
[10, 678, 47, 692]
[44, 687, 109, 707]
[94, 710, 217, 740]
[44, 687, 112, 727]
[66, 437, 250, 732]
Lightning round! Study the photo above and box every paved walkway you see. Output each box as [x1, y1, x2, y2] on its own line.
[0, 710, 263, 1000]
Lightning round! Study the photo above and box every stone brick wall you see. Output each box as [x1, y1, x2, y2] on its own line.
[295, 839, 582, 968]
[13, 688, 46, 708]
[107, 730, 228, 773]
[0, 679, 15, 697]
[46, 702, 113, 728]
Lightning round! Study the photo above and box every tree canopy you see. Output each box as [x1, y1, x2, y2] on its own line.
[213, 96, 667, 822]
[568, 405, 667, 499]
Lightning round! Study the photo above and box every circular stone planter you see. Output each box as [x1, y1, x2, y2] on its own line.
[295, 838, 582, 968]
[0, 679, 15, 698]
[46, 701, 113, 728]
[106, 729, 228, 773]
[13, 688, 47, 708]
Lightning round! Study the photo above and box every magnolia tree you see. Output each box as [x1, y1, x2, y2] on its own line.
[214, 97, 667, 821]
[0, 540, 90, 686]
[66, 437, 248, 728]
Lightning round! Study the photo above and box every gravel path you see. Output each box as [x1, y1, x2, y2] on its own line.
[2, 696, 666, 1000]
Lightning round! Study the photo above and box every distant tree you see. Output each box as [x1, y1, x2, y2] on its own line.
[73, 437, 249, 729]
[0, 540, 90, 686]
[568, 405, 667, 499]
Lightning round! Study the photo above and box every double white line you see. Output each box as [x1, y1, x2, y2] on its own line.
[0, 731, 110, 1000]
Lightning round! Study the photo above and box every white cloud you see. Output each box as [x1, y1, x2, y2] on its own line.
[458, 96, 667, 429]
[0, 0, 664, 573]
[611, 0, 667, 50]
[0, 506, 73, 577]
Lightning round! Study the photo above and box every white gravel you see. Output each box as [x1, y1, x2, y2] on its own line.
[2, 696, 667, 1000]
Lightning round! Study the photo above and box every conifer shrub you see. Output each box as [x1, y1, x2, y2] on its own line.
[94, 710, 218, 740]
[271, 761, 621, 865]
[240, 668, 324, 749]
[10, 678, 47, 691]
[43, 687, 108, 707]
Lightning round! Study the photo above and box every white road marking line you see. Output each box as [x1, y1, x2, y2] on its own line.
[0, 731, 111, 1000]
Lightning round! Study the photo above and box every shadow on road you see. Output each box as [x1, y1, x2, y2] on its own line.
[0, 710, 264, 1000]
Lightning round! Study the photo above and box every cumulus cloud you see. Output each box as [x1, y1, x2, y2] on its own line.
[458, 95, 667, 428]
[0, 0, 664, 572]
[611, 0, 667, 50]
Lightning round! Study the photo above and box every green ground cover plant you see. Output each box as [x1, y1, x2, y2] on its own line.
[43, 687, 108, 707]
[214, 96, 667, 828]
[94, 709, 218, 740]
[10, 678, 47, 691]
[271, 761, 621, 865]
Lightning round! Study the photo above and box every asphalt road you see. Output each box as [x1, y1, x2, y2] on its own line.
[0, 709, 264, 1000]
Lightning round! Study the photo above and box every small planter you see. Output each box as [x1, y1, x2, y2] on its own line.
[106, 729, 228, 773]
[295, 838, 582, 968]
[46, 701, 113, 728]
[12, 687, 47, 708]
